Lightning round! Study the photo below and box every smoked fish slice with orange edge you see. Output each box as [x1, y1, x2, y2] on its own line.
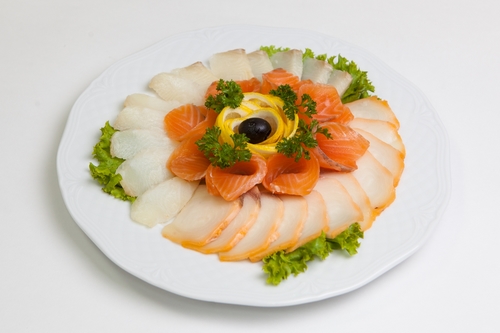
[205, 154, 267, 201]
[190, 186, 261, 254]
[162, 185, 243, 248]
[249, 194, 308, 262]
[167, 133, 211, 181]
[164, 104, 217, 141]
[218, 192, 284, 262]
[312, 122, 370, 172]
[297, 83, 354, 124]
[204, 77, 262, 100]
[262, 152, 320, 196]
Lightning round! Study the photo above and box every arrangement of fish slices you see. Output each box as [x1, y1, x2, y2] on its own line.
[108, 48, 406, 261]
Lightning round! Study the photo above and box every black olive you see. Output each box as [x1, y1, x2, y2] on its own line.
[238, 118, 272, 144]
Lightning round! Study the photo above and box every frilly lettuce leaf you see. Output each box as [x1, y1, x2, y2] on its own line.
[89, 122, 135, 202]
[262, 223, 363, 285]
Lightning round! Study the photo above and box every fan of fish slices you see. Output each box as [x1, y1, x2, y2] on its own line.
[108, 48, 406, 262]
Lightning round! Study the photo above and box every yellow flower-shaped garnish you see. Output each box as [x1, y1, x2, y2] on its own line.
[215, 92, 298, 158]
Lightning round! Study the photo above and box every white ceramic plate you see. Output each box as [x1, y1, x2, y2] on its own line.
[57, 25, 450, 307]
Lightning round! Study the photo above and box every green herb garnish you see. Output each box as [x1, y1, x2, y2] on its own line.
[89, 122, 135, 202]
[269, 84, 317, 120]
[260, 45, 291, 58]
[262, 224, 364, 285]
[275, 119, 331, 162]
[204, 79, 244, 113]
[195, 126, 252, 169]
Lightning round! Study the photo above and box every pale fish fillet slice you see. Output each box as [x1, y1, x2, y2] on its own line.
[130, 177, 199, 228]
[124, 93, 182, 113]
[351, 151, 396, 215]
[247, 50, 273, 82]
[346, 96, 400, 129]
[354, 129, 405, 186]
[116, 147, 176, 197]
[110, 128, 176, 160]
[149, 72, 206, 105]
[113, 106, 168, 132]
[327, 69, 353, 97]
[218, 193, 284, 262]
[301, 57, 333, 84]
[249, 195, 308, 262]
[162, 185, 243, 248]
[320, 171, 375, 231]
[349, 118, 406, 156]
[270, 49, 303, 78]
[286, 190, 329, 252]
[187, 187, 261, 254]
[313, 177, 364, 238]
[170, 61, 219, 89]
[209, 49, 254, 81]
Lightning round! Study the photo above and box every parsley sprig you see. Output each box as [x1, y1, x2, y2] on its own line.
[276, 119, 331, 162]
[195, 126, 251, 169]
[269, 85, 331, 161]
[205, 79, 244, 113]
[269, 84, 316, 120]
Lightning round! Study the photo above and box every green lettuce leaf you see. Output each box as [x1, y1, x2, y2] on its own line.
[262, 223, 364, 285]
[326, 54, 375, 103]
[89, 122, 135, 202]
[259, 45, 290, 58]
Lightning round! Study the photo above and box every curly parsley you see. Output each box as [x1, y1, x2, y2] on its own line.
[205, 79, 244, 113]
[276, 119, 331, 162]
[195, 126, 251, 169]
[269, 84, 317, 120]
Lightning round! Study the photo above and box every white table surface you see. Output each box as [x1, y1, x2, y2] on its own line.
[2, 1, 499, 332]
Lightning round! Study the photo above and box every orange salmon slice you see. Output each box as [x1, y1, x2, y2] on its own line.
[312, 122, 370, 172]
[164, 104, 216, 141]
[205, 154, 267, 201]
[262, 153, 320, 196]
[298, 83, 353, 124]
[167, 134, 211, 181]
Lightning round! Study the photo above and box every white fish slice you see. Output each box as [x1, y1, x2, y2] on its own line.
[351, 151, 395, 214]
[270, 49, 303, 77]
[346, 96, 400, 128]
[313, 177, 364, 238]
[301, 57, 333, 84]
[320, 171, 375, 231]
[116, 147, 176, 197]
[113, 106, 167, 132]
[286, 190, 328, 252]
[149, 72, 206, 105]
[218, 193, 284, 262]
[209, 49, 254, 81]
[124, 93, 181, 113]
[130, 177, 199, 228]
[189, 187, 261, 254]
[354, 129, 405, 186]
[162, 185, 243, 248]
[110, 128, 176, 160]
[327, 69, 353, 97]
[249, 194, 307, 262]
[170, 61, 219, 90]
[247, 50, 273, 82]
[349, 118, 406, 156]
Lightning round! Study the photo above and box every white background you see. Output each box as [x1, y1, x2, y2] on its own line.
[2, 1, 499, 332]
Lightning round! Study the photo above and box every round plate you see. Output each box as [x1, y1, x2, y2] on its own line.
[57, 25, 450, 307]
